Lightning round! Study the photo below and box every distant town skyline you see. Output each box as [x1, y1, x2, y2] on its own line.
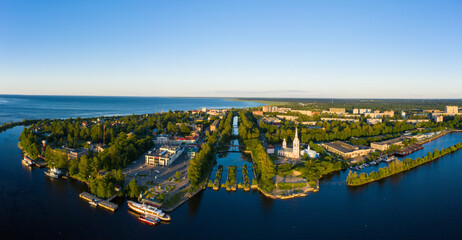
[1, 1, 461, 98]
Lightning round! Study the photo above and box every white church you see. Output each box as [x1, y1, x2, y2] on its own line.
[277, 128, 319, 159]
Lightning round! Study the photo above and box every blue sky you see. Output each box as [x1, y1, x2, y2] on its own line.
[1, 0, 461, 98]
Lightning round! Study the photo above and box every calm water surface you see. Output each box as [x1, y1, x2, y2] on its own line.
[1, 97, 462, 239]
[0, 95, 261, 124]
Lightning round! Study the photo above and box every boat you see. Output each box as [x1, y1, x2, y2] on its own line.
[22, 156, 35, 167]
[89, 201, 98, 207]
[128, 200, 171, 221]
[370, 161, 377, 166]
[364, 163, 370, 168]
[138, 214, 161, 226]
[45, 168, 63, 179]
[386, 156, 396, 162]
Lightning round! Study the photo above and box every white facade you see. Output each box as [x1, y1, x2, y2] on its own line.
[278, 128, 300, 159]
[300, 146, 319, 159]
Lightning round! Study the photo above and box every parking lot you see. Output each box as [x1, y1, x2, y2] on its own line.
[123, 147, 191, 191]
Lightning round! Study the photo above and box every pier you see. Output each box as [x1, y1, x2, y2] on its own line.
[79, 192, 119, 212]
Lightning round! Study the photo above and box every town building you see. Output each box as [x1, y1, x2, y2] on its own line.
[261, 117, 281, 124]
[93, 144, 108, 153]
[446, 106, 459, 115]
[300, 146, 319, 159]
[262, 106, 279, 113]
[353, 109, 371, 115]
[278, 128, 300, 159]
[301, 121, 317, 125]
[252, 111, 264, 116]
[433, 115, 444, 123]
[329, 108, 346, 114]
[187, 147, 198, 158]
[62, 147, 88, 160]
[367, 119, 382, 125]
[322, 141, 372, 159]
[174, 136, 198, 144]
[154, 134, 169, 145]
[266, 145, 275, 154]
[210, 120, 219, 131]
[321, 118, 359, 123]
[276, 115, 298, 121]
[277, 108, 292, 113]
[145, 145, 184, 166]
[291, 110, 312, 116]
[370, 137, 407, 151]
[383, 111, 394, 117]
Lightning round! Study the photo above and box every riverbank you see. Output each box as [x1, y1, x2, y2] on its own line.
[347, 140, 462, 186]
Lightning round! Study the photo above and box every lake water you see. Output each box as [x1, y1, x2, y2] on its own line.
[1, 97, 462, 239]
[0, 95, 261, 124]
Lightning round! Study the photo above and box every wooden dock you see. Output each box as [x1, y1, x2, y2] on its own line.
[79, 192, 118, 212]
[34, 160, 47, 168]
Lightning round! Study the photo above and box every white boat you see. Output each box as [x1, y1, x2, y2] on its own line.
[386, 156, 396, 162]
[22, 156, 35, 167]
[128, 201, 171, 221]
[364, 163, 370, 168]
[45, 168, 63, 179]
[89, 201, 98, 207]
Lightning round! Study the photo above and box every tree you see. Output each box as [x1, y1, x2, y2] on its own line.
[69, 158, 79, 175]
[78, 155, 91, 180]
[128, 178, 140, 199]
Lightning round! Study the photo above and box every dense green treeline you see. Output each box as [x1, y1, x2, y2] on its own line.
[20, 110, 206, 150]
[225, 166, 237, 189]
[213, 165, 223, 188]
[239, 111, 260, 141]
[98, 133, 153, 170]
[187, 131, 218, 189]
[239, 110, 276, 192]
[242, 165, 250, 188]
[277, 160, 343, 187]
[347, 142, 462, 186]
[241, 119, 275, 189]
[260, 115, 462, 146]
[0, 119, 40, 133]
[218, 111, 234, 145]
[276, 182, 307, 190]
[19, 129, 40, 159]
[260, 119, 436, 144]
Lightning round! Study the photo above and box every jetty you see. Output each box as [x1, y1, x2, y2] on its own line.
[394, 144, 423, 157]
[79, 192, 118, 212]
[34, 160, 47, 168]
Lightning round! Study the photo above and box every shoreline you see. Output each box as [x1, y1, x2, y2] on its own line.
[347, 131, 462, 187]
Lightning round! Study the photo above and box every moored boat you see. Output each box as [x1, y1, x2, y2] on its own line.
[22, 156, 35, 167]
[45, 168, 63, 179]
[128, 200, 171, 221]
[138, 214, 160, 226]
[386, 156, 396, 162]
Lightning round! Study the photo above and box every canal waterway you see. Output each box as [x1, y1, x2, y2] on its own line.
[210, 116, 254, 185]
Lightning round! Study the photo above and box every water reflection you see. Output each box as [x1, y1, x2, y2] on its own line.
[188, 190, 204, 216]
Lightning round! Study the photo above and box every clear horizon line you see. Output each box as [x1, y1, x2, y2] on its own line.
[0, 93, 461, 100]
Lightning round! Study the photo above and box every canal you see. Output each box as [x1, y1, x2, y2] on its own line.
[210, 116, 254, 186]
[1, 127, 462, 239]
